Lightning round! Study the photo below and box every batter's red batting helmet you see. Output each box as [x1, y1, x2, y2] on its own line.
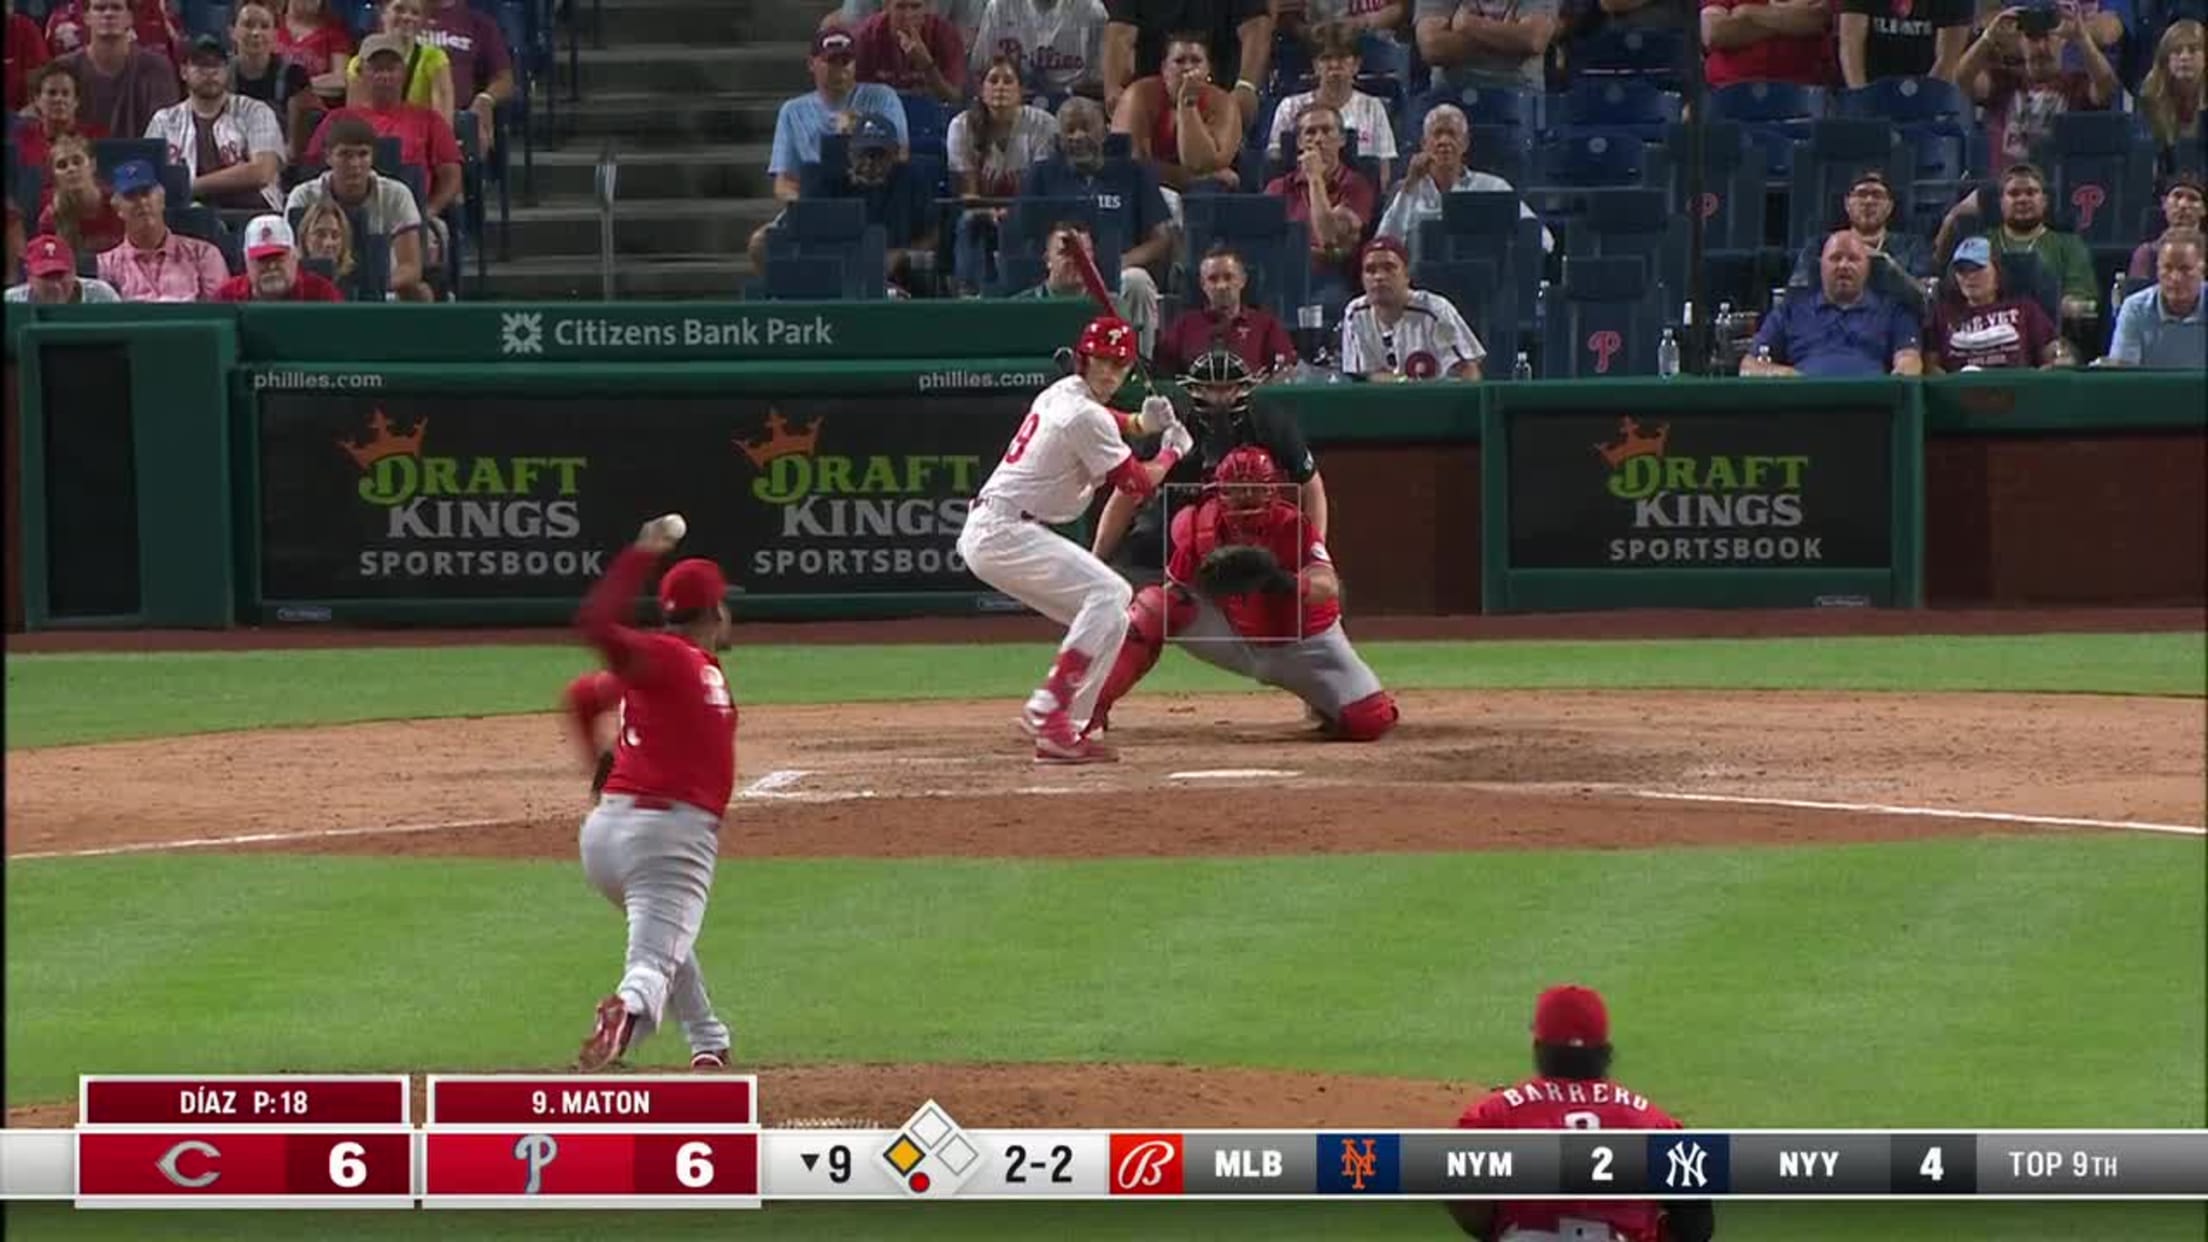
[1075, 315, 1138, 363]
[659, 558, 728, 614]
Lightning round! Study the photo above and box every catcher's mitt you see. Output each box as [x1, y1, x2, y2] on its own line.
[590, 749, 616, 797]
[1198, 544, 1299, 597]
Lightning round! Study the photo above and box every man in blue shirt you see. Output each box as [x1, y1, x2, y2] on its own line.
[1743, 230, 1925, 378]
[749, 29, 910, 267]
[840, 112, 940, 295]
[2106, 229, 2205, 370]
[1016, 96, 1170, 349]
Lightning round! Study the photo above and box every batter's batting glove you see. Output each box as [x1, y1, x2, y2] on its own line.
[590, 750, 615, 797]
[1198, 545, 1298, 597]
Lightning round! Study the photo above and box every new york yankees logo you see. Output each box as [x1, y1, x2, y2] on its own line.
[1587, 329, 1624, 374]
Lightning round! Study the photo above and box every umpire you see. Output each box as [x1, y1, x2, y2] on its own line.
[1090, 347, 1327, 583]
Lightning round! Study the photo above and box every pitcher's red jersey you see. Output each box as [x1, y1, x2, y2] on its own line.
[1166, 497, 1338, 641]
[576, 546, 739, 816]
[1456, 1076, 1684, 1242]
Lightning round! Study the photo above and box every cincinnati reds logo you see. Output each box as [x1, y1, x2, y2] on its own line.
[1403, 350, 1440, 379]
[2070, 184, 2106, 231]
[1698, 192, 1721, 221]
[1587, 330, 1623, 374]
[156, 1140, 221, 1188]
[1109, 1134, 1183, 1194]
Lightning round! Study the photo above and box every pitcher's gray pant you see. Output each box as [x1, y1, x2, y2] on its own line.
[579, 794, 731, 1056]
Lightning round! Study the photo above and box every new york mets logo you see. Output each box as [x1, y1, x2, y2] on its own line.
[1340, 1138, 1378, 1191]
[1109, 1134, 1183, 1194]
[1587, 329, 1623, 374]
[2070, 184, 2106, 231]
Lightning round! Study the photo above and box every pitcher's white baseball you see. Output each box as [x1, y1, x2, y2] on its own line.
[659, 514, 687, 541]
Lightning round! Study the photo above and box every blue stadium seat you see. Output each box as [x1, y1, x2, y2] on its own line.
[1539, 255, 1662, 378]
[1412, 257, 1511, 364]
[1182, 194, 1308, 321]
[2040, 111, 2154, 250]
[1707, 82, 1824, 182]
[899, 93, 951, 164]
[1534, 131, 1651, 188]
[779, 197, 869, 244]
[1564, 187, 1686, 318]
[166, 204, 241, 273]
[1834, 76, 1969, 190]
[1551, 78, 1680, 142]
[762, 254, 853, 300]
[1568, 24, 1687, 88]
[92, 139, 167, 183]
[1665, 121, 1769, 308]
[1466, 123, 1531, 188]
[1406, 85, 1539, 153]
[1423, 191, 1538, 337]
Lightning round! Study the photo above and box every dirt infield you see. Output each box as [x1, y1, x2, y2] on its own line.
[6, 675, 2202, 1128]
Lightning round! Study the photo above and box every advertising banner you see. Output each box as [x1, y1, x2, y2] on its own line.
[258, 393, 1028, 602]
[1504, 407, 1895, 571]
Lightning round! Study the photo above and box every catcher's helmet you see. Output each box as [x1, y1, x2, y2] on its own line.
[1075, 315, 1138, 363]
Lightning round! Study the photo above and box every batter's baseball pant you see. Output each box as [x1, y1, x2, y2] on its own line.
[579, 795, 731, 1056]
[1171, 601, 1383, 717]
[959, 501, 1132, 729]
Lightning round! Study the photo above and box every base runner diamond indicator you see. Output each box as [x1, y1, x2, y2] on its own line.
[877, 1100, 977, 1198]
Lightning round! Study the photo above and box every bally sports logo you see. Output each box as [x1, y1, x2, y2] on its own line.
[1109, 1134, 1183, 1194]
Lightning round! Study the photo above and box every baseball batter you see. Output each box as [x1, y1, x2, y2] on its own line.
[568, 515, 739, 1072]
[1086, 446, 1398, 741]
[1449, 986, 1716, 1242]
[960, 315, 1193, 764]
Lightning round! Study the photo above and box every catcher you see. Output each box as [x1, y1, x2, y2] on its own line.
[1090, 346, 1326, 581]
[1086, 445, 1397, 740]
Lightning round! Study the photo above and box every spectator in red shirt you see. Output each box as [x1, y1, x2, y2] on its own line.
[1112, 31, 1239, 194]
[308, 33, 463, 222]
[1700, 0, 1831, 88]
[1154, 242, 1299, 376]
[215, 212, 344, 300]
[1955, 5, 2118, 170]
[1925, 235, 2071, 370]
[12, 61, 108, 170]
[426, 0, 512, 155]
[277, 0, 354, 151]
[5, 0, 47, 111]
[1264, 100, 1375, 301]
[855, 0, 966, 102]
[44, 0, 180, 66]
[36, 132, 127, 256]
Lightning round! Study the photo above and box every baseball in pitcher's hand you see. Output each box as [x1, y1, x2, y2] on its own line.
[1138, 394, 1177, 435]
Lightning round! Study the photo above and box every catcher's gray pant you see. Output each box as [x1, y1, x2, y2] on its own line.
[1172, 598, 1383, 715]
[579, 795, 731, 1055]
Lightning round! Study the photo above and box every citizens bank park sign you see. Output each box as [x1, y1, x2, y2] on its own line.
[255, 393, 1027, 603]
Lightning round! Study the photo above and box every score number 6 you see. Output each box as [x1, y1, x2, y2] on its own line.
[677, 1142, 716, 1189]
[329, 1141, 368, 1189]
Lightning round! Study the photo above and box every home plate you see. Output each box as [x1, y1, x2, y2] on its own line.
[1166, 768, 1301, 780]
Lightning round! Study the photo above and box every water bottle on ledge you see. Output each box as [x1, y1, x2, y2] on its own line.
[1293, 304, 1334, 383]
[1511, 350, 1533, 381]
[1657, 327, 1680, 378]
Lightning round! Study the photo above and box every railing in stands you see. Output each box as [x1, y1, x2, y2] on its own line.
[595, 140, 619, 300]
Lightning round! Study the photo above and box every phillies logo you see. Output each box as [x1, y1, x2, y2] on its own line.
[1698, 192, 1721, 221]
[1587, 329, 1623, 374]
[1109, 1134, 1183, 1194]
[1403, 350, 1440, 379]
[995, 35, 1023, 60]
[2070, 184, 2106, 231]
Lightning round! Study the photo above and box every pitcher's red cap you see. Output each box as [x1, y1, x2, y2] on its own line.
[658, 558, 727, 613]
[1533, 985, 1609, 1047]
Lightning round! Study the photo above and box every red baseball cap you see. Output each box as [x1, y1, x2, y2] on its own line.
[25, 234, 74, 278]
[658, 557, 727, 614]
[1361, 236, 1410, 269]
[1075, 315, 1137, 362]
[1532, 985, 1610, 1048]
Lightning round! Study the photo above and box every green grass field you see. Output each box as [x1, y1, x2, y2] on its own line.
[5, 632, 2203, 1239]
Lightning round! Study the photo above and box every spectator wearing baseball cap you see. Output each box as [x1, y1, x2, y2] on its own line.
[5, 234, 122, 302]
[1746, 228, 1924, 377]
[144, 33, 288, 211]
[839, 110, 939, 295]
[343, 0, 455, 119]
[749, 29, 910, 267]
[1789, 169, 1931, 310]
[54, 0, 180, 140]
[213, 213, 343, 301]
[2131, 173, 2205, 279]
[308, 30, 462, 221]
[1925, 236, 2070, 372]
[94, 159, 232, 302]
[1338, 236, 1486, 382]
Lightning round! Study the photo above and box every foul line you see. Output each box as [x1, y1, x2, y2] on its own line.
[1630, 790, 2207, 838]
[11, 818, 515, 861]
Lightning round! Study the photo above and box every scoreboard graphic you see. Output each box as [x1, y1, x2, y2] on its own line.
[2, 1075, 2202, 1207]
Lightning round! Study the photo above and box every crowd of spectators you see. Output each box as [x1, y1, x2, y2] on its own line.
[5, 0, 521, 303]
[757, 0, 2204, 375]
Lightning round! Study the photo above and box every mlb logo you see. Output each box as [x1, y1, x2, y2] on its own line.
[1315, 1133, 1399, 1194]
[1108, 1133, 1183, 1194]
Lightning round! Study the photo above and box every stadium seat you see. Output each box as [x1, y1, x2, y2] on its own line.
[372, 137, 405, 179]
[1534, 131, 1651, 188]
[1424, 191, 1541, 338]
[1551, 78, 1680, 142]
[92, 139, 167, 183]
[1412, 257, 1512, 362]
[166, 204, 241, 273]
[1466, 123, 1532, 188]
[762, 254, 853, 300]
[1665, 121, 1770, 308]
[1834, 76, 1969, 191]
[1706, 81, 1824, 182]
[1564, 187, 1686, 319]
[1539, 254, 1662, 378]
[1992, 245, 2062, 324]
[899, 93, 951, 165]
[1568, 23, 1687, 89]
[2040, 111, 2154, 251]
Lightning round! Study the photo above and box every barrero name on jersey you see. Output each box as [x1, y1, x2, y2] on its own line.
[1493, 1078, 1653, 1111]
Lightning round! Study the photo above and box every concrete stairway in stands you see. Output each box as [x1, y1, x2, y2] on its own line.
[486, 0, 818, 300]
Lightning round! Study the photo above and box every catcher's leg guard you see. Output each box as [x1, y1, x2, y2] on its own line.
[1089, 584, 1195, 730]
[1330, 690, 1399, 742]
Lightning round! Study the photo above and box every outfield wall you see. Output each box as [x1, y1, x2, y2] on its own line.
[4, 302, 2202, 630]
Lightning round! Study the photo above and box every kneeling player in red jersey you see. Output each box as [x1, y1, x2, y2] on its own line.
[1449, 986, 1716, 1242]
[1086, 445, 1397, 740]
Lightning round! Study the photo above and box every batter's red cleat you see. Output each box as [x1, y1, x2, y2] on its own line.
[690, 1049, 729, 1071]
[577, 995, 635, 1071]
[1035, 731, 1118, 764]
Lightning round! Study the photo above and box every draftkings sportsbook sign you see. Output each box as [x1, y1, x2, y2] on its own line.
[257, 393, 1024, 601]
[1505, 407, 1894, 570]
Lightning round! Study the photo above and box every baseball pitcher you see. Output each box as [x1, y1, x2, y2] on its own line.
[569, 515, 739, 1073]
[959, 314, 1193, 764]
[1086, 445, 1398, 741]
[1449, 986, 1716, 1242]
